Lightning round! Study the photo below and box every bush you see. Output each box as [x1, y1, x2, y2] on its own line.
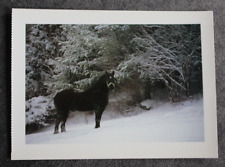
[25, 96, 55, 134]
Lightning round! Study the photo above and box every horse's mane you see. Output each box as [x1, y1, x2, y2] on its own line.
[91, 73, 107, 86]
[85, 72, 107, 91]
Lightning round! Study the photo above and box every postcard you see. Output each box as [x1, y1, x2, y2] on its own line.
[12, 9, 218, 159]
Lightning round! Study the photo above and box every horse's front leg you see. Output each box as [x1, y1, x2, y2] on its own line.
[95, 109, 104, 128]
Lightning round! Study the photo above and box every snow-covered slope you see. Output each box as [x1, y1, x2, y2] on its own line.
[26, 97, 204, 144]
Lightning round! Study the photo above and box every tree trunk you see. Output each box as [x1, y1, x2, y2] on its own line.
[144, 78, 151, 99]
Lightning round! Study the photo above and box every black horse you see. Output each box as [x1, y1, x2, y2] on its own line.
[53, 71, 115, 134]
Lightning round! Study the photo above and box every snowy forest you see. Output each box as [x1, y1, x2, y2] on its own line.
[25, 24, 203, 142]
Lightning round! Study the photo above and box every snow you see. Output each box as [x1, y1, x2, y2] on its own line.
[26, 96, 54, 126]
[26, 97, 204, 144]
[140, 99, 155, 110]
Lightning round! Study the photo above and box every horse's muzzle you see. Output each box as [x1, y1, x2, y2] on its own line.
[108, 82, 115, 90]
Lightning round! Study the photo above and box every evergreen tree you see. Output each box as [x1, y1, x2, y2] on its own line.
[26, 24, 202, 101]
[117, 25, 201, 101]
[26, 24, 64, 99]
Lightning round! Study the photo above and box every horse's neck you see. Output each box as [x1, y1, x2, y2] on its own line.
[92, 80, 108, 90]
[87, 77, 108, 92]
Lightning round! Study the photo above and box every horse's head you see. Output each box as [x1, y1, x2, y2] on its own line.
[105, 71, 116, 90]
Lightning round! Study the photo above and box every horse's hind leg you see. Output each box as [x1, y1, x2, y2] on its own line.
[54, 114, 60, 134]
[61, 111, 69, 133]
[61, 121, 66, 132]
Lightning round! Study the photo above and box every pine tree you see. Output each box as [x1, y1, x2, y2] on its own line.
[26, 24, 65, 99]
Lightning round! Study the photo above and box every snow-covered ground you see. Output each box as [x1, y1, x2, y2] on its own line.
[26, 97, 204, 144]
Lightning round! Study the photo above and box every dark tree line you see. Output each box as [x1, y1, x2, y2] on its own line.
[26, 24, 202, 102]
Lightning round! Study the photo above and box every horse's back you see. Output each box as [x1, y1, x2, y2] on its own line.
[54, 88, 94, 111]
[54, 89, 74, 102]
[54, 89, 75, 109]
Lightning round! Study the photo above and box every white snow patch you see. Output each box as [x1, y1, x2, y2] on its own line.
[140, 99, 155, 110]
[26, 97, 204, 144]
[26, 96, 54, 126]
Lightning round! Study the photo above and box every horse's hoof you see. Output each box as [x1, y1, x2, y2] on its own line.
[54, 131, 59, 134]
[61, 127, 66, 132]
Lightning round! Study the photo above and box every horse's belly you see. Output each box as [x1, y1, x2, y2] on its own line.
[71, 98, 94, 111]
[74, 104, 94, 111]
